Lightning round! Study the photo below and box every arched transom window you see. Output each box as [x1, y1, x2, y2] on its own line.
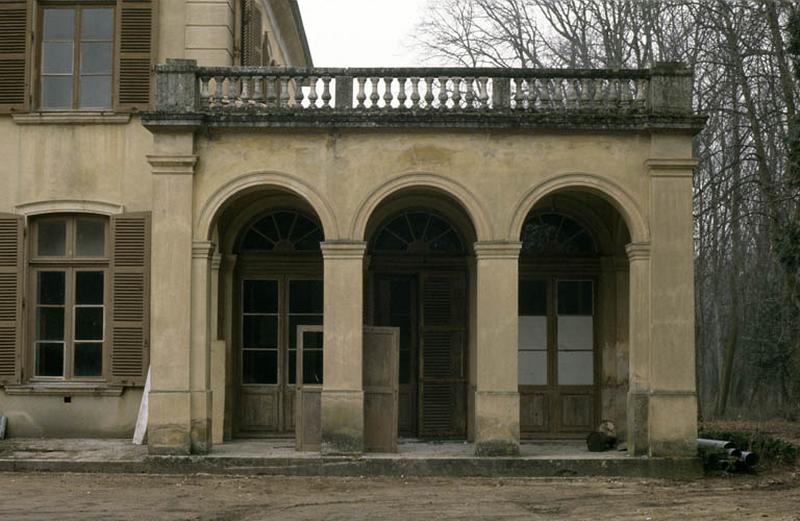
[521, 213, 596, 256]
[373, 211, 464, 254]
[240, 211, 324, 253]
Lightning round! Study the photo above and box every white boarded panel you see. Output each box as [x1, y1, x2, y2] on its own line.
[518, 316, 547, 350]
[558, 351, 594, 385]
[518, 350, 547, 385]
[557, 316, 593, 351]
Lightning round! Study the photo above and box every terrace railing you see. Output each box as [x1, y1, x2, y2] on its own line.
[149, 60, 696, 128]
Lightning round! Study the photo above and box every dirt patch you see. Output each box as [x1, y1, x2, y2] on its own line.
[1, 471, 799, 521]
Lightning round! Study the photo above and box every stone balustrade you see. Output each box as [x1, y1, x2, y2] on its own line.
[147, 60, 700, 130]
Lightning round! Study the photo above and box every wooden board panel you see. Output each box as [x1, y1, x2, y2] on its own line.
[560, 392, 594, 431]
[363, 326, 399, 453]
[238, 390, 280, 433]
[520, 390, 549, 433]
[295, 387, 321, 451]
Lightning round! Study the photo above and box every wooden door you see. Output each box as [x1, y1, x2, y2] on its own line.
[518, 278, 597, 437]
[374, 275, 417, 436]
[419, 272, 467, 438]
[295, 325, 323, 451]
[363, 326, 400, 452]
[236, 276, 322, 437]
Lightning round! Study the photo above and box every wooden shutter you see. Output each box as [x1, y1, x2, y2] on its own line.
[109, 212, 150, 385]
[0, 214, 23, 385]
[0, 1, 30, 114]
[419, 273, 467, 438]
[115, 0, 156, 112]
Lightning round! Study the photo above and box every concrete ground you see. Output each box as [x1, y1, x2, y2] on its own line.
[1, 471, 799, 520]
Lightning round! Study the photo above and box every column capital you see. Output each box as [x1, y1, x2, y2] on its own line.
[147, 154, 198, 176]
[192, 240, 215, 260]
[625, 241, 651, 262]
[645, 158, 698, 177]
[321, 240, 367, 259]
[473, 240, 522, 259]
[211, 252, 223, 270]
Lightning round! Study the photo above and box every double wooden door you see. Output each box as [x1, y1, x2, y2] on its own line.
[518, 277, 598, 437]
[374, 271, 467, 438]
[236, 275, 323, 437]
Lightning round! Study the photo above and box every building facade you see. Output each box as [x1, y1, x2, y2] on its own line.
[0, 0, 704, 457]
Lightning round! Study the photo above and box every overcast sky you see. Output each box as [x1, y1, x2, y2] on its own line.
[298, 0, 431, 67]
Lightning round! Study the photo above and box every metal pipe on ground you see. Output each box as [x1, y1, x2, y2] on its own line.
[739, 451, 759, 467]
[0, 415, 6, 440]
[698, 438, 737, 450]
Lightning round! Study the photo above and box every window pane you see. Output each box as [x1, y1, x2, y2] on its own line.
[242, 316, 277, 348]
[242, 280, 277, 313]
[75, 218, 106, 257]
[288, 349, 297, 385]
[75, 271, 104, 305]
[81, 9, 114, 40]
[557, 280, 593, 315]
[301, 330, 323, 350]
[42, 76, 74, 110]
[289, 314, 323, 349]
[75, 307, 103, 341]
[302, 350, 323, 384]
[519, 350, 547, 385]
[557, 351, 594, 385]
[37, 342, 65, 377]
[519, 279, 547, 315]
[74, 342, 102, 377]
[399, 349, 411, 384]
[38, 272, 65, 305]
[289, 280, 323, 314]
[43, 9, 75, 40]
[80, 42, 113, 74]
[242, 350, 277, 384]
[557, 316, 593, 351]
[42, 42, 74, 74]
[38, 220, 67, 256]
[518, 316, 547, 350]
[37, 307, 65, 341]
[79, 75, 112, 109]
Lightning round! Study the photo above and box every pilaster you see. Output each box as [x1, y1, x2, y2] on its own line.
[472, 241, 522, 456]
[320, 241, 367, 454]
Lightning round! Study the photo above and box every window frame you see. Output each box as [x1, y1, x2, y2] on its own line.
[27, 215, 110, 382]
[36, 1, 117, 112]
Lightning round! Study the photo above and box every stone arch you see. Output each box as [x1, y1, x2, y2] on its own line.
[508, 173, 649, 244]
[351, 173, 493, 242]
[195, 171, 340, 242]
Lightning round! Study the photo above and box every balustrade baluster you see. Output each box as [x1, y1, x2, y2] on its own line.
[199, 77, 210, 107]
[227, 75, 239, 105]
[452, 78, 462, 109]
[529, 79, 540, 111]
[370, 77, 380, 109]
[565, 78, 578, 109]
[410, 78, 421, 108]
[252, 76, 264, 105]
[308, 76, 319, 108]
[513, 79, 525, 110]
[293, 77, 305, 107]
[240, 76, 251, 105]
[594, 79, 606, 109]
[537, 79, 550, 109]
[620, 79, 632, 109]
[321, 76, 332, 108]
[214, 76, 224, 107]
[477, 77, 489, 108]
[397, 77, 407, 109]
[636, 79, 648, 110]
[279, 77, 290, 108]
[356, 78, 367, 109]
[552, 78, 564, 109]
[608, 79, 619, 108]
[424, 77, 435, 108]
[265, 76, 278, 107]
[581, 79, 592, 109]
[383, 77, 394, 108]
[464, 78, 475, 108]
[437, 77, 449, 109]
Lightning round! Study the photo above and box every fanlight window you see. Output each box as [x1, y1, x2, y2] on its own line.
[240, 211, 324, 253]
[521, 213, 596, 255]
[373, 211, 464, 254]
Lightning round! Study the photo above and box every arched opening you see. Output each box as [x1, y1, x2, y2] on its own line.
[364, 189, 476, 440]
[517, 190, 630, 439]
[213, 188, 326, 439]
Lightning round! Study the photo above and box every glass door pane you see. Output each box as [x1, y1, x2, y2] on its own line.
[518, 279, 548, 385]
[288, 280, 323, 385]
[242, 280, 279, 384]
[556, 280, 594, 385]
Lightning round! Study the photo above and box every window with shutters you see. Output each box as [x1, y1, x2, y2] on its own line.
[28, 216, 109, 380]
[19, 1, 156, 113]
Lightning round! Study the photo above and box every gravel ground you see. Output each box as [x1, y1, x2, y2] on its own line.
[1, 470, 799, 521]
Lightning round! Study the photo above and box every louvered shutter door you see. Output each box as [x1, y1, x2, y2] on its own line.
[115, 0, 156, 112]
[419, 273, 467, 438]
[110, 212, 150, 385]
[0, 1, 30, 114]
[0, 214, 22, 385]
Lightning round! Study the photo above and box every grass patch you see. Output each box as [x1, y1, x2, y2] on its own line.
[699, 428, 799, 467]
